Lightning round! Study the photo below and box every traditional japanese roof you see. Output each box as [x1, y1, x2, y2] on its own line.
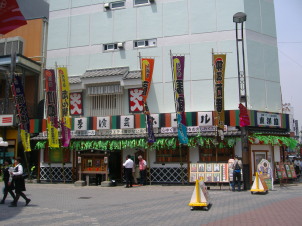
[68, 76, 81, 84]
[81, 67, 129, 78]
[123, 70, 141, 79]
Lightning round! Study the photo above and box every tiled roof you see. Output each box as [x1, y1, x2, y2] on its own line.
[123, 70, 141, 79]
[81, 67, 129, 78]
[68, 76, 81, 84]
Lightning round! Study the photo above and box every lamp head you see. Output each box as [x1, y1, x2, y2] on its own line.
[233, 12, 247, 23]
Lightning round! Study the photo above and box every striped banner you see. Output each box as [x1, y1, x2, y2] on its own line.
[58, 67, 71, 147]
[171, 55, 188, 144]
[213, 54, 226, 130]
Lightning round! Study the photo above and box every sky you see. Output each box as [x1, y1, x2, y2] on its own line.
[274, 0, 302, 128]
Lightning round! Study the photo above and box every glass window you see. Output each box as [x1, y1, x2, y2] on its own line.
[111, 1, 125, 9]
[134, 0, 149, 5]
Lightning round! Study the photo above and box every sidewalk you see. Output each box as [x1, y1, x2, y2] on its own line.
[0, 180, 301, 226]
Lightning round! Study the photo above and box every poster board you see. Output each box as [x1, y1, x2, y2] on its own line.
[284, 163, 292, 178]
[189, 163, 228, 183]
[289, 164, 297, 179]
[257, 159, 273, 190]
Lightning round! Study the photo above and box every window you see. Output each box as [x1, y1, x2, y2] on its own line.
[134, 38, 156, 48]
[0, 36, 24, 56]
[111, 1, 125, 9]
[103, 43, 118, 51]
[156, 146, 188, 163]
[199, 147, 233, 162]
[134, 0, 150, 6]
[89, 94, 123, 116]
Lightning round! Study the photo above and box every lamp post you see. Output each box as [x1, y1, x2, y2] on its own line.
[233, 12, 250, 190]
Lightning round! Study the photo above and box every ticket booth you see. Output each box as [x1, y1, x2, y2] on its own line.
[77, 151, 108, 186]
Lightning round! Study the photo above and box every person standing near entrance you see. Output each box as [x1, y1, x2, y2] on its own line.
[231, 155, 242, 192]
[123, 155, 134, 188]
[0, 159, 16, 204]
[138, 155, 147, 185]
[9, 157, 31, 207]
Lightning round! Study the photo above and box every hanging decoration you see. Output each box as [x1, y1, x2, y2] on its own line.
[11, 74, 31, 152]
[140, 57, 156, 143]
[170, 52, 188, 144]
[213, 54, 226, 130]
[248, 135, 298, 149]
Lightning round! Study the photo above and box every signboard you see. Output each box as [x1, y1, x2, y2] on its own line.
[189, 163, 228, 183]
[129, 88, 143, 113]
[97, 117, 110, 130]
[70, 92, 83, 116]
[275, 162, 287, 179]
[257, 159, 273, 190]
[257, 112, 281, 127]
[0, 115, 14, 126]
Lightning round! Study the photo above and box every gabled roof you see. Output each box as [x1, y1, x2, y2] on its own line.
[123, 70, 141, 79]
[68, 76, 81, 84]
[81, 67, 129, 78]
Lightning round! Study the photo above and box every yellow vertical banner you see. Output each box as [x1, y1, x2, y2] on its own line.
[47, 118, 59, 148]
[20, 129, 31, 152]
[58, 67, 71, 147]
[213, 54, 226, 130]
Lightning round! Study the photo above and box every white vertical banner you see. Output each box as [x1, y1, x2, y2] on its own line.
[121, 115, 134, 129]
[97, 116, 111, 130]
[74, 117, 87, 131]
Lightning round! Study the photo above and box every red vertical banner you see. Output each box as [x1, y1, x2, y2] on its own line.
[44, 69, 59, 148]
[213, 54, 226, 130]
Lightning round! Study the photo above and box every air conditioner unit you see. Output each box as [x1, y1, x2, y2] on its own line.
[104, 3, 110, 9]
[117, 42, 124, 48]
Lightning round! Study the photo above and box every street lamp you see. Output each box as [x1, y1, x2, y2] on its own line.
[233, 12, 250, 190]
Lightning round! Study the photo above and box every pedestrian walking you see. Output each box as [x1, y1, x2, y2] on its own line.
[123, 155, 134, 188]
[9, 157, 31, 207]
[0, 159, 16, 204]
[231, 155, 242, 191]
[138, 155, 147, 185]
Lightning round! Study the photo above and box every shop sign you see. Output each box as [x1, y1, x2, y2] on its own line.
[96, 128, 147, 136]
[74, 117, 87, 130]
[0, 115, 14, 126]
[121, 115, 134, 129]
[150, 114, 159, 128]
[71, 130, 95, 136]
[97, 116, 110, 130]
[161, 126, 218, 133]
[257, 112, 281, 127]
[198, 112, 213, 126]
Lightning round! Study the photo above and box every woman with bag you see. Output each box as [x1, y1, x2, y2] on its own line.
[9, 157, 31, 207]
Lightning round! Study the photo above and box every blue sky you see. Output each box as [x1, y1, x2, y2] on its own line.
[275, 0, 302, 127]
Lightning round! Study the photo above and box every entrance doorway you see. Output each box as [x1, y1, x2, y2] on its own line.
[108, 150, 122, 182]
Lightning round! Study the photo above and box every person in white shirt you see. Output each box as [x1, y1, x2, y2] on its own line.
[9, 157, 31, 207]
[123, 155, 134, 188]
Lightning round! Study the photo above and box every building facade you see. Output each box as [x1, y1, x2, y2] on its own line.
[29, 0, 295, 185]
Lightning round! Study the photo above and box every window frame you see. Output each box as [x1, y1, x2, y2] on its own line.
[110, 1, 126, 10]
[134, 0, 151, 6]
